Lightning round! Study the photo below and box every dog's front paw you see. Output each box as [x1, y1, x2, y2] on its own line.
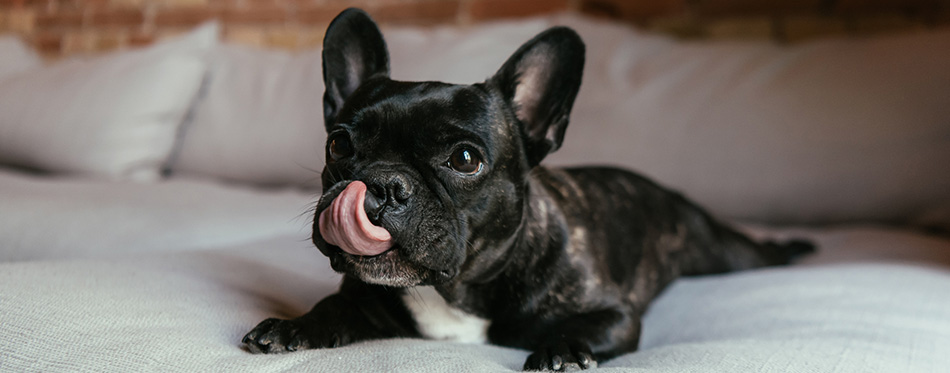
[242, 317, 342, 354]
[523, 340, 597, 371]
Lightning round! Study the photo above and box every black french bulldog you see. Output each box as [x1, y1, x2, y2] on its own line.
[243, 8, 813, 371]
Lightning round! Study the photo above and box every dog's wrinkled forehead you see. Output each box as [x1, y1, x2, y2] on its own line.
[332, 79, 506, 159]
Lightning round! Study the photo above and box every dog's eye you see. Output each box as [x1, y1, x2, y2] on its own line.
[328, 135, 353, 161]
[448, 148, 482, 175]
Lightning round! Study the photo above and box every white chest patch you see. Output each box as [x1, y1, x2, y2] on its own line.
[401, 286, 489, 344]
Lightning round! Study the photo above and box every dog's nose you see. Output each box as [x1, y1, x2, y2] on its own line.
[363, 188, 386, 225]
[362, 173, 412, 224]
[383, 173, 412, 203]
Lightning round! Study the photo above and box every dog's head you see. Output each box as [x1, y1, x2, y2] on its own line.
[312, 8, 584, 287]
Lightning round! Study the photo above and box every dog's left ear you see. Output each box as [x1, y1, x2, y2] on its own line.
[491, 27, 585, 167]
[322, 8, 390, 128]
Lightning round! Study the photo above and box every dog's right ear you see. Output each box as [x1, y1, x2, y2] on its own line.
[322, 8, 390, 128]
[491, 27, 584, 167]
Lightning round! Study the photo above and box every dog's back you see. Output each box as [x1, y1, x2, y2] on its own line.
[531, 166, 814, 309]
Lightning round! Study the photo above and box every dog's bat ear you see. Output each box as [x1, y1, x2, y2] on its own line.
[322, 8, 390, 129]
[491, 27, 584, 167]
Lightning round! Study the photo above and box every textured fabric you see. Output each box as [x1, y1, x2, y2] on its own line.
[170, 44, 326, 188]
[1, 235, 948, 372]
[0, 170, 314, 261]
[1, 167, 949, 371]
[631, 264, 950, 373]
[0, 23, 216, 181]
[550, 20, 950, 227]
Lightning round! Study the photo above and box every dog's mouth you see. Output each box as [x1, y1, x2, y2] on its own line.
[330, 244, 429, 287]
[313, 180, 454, 287]
[317, 181, 393, 257]
[324, 241, 456, 287]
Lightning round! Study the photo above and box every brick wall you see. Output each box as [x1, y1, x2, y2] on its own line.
[1, 0, 949, 59]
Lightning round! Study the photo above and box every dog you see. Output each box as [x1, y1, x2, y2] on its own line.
[243, 8, 814, 371]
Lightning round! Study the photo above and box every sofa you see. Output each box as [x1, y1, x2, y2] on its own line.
[1, 13, 949, 372]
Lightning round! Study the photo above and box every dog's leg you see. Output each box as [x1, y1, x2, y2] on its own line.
[495, 308, 640, 371]
[243, 278, 419, 354]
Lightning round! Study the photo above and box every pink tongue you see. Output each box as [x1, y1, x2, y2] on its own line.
[318, 181, 393, 256]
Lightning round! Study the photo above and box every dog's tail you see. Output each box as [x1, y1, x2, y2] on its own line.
[761, 239, 816, 265]
[678, 229, 817, 276]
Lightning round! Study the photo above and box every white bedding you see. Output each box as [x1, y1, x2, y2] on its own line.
[1, 169, 949, 372]
[0, 170, 314, 261]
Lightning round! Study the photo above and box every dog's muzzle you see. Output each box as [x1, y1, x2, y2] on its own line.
[318, 181, 393, 256]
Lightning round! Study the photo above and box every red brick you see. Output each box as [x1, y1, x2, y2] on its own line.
[78, 0, 110, 8]
[936, 9, 950, 26]
[782, 15, 849, 42]
[92, 31, 126, 51]
[692, 0, 823, 16]
[222, 5, 288, 25]
[705, 16, 776, 39]
[468, 0, 566, 21]
[34, 10, 84, 29]
[234, 0, 279, 5]
[206, 0, 233, 7]
[295, 3, 351, 24]
[292, 25, 324, 47]
[89, 8, 144, 27]
[103, 0, 147, 8]
[845, 13, 924, 34]
[45, 0, 83, 12]
[0, 0, 44, 8]
[154, 7, 220, 27]
[834, 0, 940, 14]
[645, 15, 705, 38]
[128, 31, 155, 46]
[580, 0, 685, 21]
[374, 0, 459, 24]
[31, 31, 63, 53]
[222, 24, 265, 45]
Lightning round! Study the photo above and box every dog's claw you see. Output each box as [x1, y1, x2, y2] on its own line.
[524, 340, 596, 371]
[243, 318, 300, 354]
[243, 317, 351, 354]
